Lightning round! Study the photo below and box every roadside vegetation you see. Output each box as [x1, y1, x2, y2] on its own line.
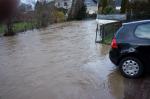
[102, 23, 121, 44]
[102, 33, 114, 44]
[0, 0, 87, 36]
[0, 22, 36, 36]
[98, 0, 116, 14]
[0, 1, 65, 36]
[35, 1, 66, 28]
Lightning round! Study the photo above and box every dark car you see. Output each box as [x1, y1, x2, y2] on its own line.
[109, 20, 150, 78]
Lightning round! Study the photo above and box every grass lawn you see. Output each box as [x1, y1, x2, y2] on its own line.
[0, 22, 35, 36]
[101, 23, 120, 45]
[13, 22, 35, 33]
[102, 33, 114, 44]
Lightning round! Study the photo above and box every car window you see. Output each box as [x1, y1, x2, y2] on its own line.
[115, 26, 130, 40]
[115, 26, 123, 37]
[135, 23, 150, 39]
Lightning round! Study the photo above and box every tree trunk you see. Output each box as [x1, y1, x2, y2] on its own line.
[68, 0, 84, 20]
[4, 19, 15, 36]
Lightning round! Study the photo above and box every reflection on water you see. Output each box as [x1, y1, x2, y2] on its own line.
[108, 70, 150, 99]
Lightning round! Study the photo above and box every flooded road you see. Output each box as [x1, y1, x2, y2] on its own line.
[0, 20, 150, 99]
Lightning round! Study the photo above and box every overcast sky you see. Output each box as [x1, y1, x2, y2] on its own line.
[21, 0, 37, 4]
[21, 0, 54, 9]
[21, 0, 53, 4]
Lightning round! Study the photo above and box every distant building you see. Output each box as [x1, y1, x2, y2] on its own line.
[54, 0, 72, 9]
[85, 0, 97, 14]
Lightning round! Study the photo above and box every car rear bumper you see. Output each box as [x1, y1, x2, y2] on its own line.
[109, 48, 120, 66]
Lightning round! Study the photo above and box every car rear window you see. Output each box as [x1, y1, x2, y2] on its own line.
[115, 25, 129, 40]
[135, 23, 150, 39]
[115, 26, 123, 37]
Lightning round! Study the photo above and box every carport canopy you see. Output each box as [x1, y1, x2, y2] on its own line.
[95, 19, 120, 43]
[96, 19, 119, 26]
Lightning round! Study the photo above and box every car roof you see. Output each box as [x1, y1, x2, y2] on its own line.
[123, 20, 150, 26]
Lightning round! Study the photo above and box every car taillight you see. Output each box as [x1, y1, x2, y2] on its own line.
[111, 38, 118, 48]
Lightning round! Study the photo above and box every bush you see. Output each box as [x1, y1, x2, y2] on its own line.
[54, 11, 65, 23]
[101, 0, 108, 14]
[103, 6, 115, 14]
[35, 1, 65, 28]
[13, 22, 35, 32]
[0, 22, 35, 35]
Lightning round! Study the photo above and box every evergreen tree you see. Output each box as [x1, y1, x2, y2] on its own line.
[101, 0, 108, 14]
[76, 4, 87, 20]
[130, 0, 150, 20]
[120, 0, 128, 14]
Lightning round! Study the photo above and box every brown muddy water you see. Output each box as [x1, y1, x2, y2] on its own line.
[0, 20, 150, 99]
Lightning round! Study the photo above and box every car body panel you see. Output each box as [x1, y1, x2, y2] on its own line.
[109, 20, 150, 70]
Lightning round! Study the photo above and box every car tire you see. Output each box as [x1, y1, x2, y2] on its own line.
[119, 57, 144, 79]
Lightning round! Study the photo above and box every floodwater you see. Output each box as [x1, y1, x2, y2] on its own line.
[0, 20, 150, 99]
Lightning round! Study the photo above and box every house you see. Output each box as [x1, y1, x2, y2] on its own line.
[54, 0, 72, 9]
[85, 0, 97, 14]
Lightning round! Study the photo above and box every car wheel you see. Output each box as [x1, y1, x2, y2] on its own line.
[119, 57, 144, 78]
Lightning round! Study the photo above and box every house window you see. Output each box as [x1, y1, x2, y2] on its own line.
[64, 2, 68, 6]
[57, 2, 60, 7]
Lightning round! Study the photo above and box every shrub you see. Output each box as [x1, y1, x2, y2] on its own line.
[54, 11, 65, 22]
[101, 0, 108, 14]
[103, 6, 115, 14]
[35, 1, 65, 27]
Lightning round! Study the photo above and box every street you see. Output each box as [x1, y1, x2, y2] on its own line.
[0, 20, 150, 99]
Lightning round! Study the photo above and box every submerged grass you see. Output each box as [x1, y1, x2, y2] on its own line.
[0, 22, 35, 36]
[102, 33, 114, 44]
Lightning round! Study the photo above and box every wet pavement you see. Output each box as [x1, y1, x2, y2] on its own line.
[0, 20, 150, 99]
